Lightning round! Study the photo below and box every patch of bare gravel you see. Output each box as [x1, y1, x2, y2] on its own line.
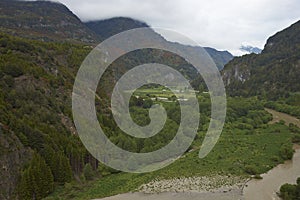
[138, 175, 246, 194]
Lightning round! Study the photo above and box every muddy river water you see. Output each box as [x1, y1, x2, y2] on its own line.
[243, 146, 300, 200]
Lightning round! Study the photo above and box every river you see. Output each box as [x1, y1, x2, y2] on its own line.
[243, 145, 300, 200]
[243, 108, 300, 199]
[96, 109, 300, 200]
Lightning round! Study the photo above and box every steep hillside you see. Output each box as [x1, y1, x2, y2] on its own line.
[0, 0, 99, 43]
[222, 20, 300, 99]
[0, 33, 101, 199]
[0, 128, 31, 200]
[202, 47, 233, 70]
[85, 17, 149, 40]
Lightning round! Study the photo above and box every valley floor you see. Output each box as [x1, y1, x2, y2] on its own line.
[94, 109, 300, 200]
[95, 146, 300, 200]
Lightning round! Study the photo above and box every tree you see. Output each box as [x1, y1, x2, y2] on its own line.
[279, 177, 300, 200]
[280, 183, 296, 199]
[52, 151, 72, 184]
[19, 153, 54, 200]
[143, 98, 153, 109]
[18, 169, 32, 200]
[83, 163, 94, 181]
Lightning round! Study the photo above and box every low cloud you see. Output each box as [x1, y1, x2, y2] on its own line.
[56, 0, 300, 55]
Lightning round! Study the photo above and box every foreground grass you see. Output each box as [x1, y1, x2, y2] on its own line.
[45, 123, 294, 200]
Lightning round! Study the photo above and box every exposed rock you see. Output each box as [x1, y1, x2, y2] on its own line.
[0, 128, 32, 200]
[138, 175, 246, 194]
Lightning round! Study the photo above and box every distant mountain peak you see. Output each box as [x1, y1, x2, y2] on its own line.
[239, 45, 262, 54]
[85, 17, 149, 40]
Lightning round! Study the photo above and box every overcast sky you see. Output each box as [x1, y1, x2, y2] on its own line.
[57, 0, 299, 55]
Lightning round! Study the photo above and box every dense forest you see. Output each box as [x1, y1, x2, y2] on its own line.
[0, 1, 299, 200]
[0, 32, 102, 199]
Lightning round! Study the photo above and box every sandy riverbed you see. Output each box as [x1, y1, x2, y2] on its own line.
[95, 190, 243, 200]
[93, 175, 245, 200]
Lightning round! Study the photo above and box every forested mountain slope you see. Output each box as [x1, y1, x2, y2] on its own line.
[0, 33, 99, 199]
[222, 20, 300, 99]
[0, 0, 99, 43]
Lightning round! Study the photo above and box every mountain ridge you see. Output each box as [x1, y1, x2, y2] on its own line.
[0, 1, 233, 70]
[222, 20, 300, 99]
[0, 0, 99, 43]
[85, 17, 149, 41]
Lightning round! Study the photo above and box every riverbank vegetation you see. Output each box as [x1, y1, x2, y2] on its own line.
[265, 93, 300, 119]
[45, 96, 298, 200]
[279, 177, 300, 200]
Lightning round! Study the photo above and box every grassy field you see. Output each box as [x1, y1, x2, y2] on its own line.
[131, 86, 200, 100]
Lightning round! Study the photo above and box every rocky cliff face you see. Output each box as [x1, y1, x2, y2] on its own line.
[222, 20, 300, 98]
[0, 127, 31, 200]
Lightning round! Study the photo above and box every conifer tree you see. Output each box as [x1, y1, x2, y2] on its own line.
[19, 153, 54, 200]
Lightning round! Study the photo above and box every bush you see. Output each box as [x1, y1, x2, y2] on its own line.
[279, 177, 300, 199]
[280, 183, 297, 199]
[279, 143, 294, 160]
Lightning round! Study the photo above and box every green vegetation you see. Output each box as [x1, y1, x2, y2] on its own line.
[0, 32, 102, 198]
[19, 153, 54, 200]
[45, 96, 297, 200]
[0, 16, 299, 200]
[223, 21, 300, 100]
[265, 93, 300, 119]
[0, 33, 296, 198]
[0, 0, 98, 43]
[279, 177, 300, 200]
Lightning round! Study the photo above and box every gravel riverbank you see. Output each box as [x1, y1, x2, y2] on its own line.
[94, 175, 246, 200]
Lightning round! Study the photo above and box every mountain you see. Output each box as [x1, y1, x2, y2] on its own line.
[0, 0, 232, 70]
[0, 3, 234, 198]
[222, 20, 300, 99]
[0, 1, 299, 199]
[239, 45, 262, 54]
[85, 17, 233, 70]
[85, 17, 149, 40]
[203, 47, 233, 70]
[0, 0, 99, 43]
